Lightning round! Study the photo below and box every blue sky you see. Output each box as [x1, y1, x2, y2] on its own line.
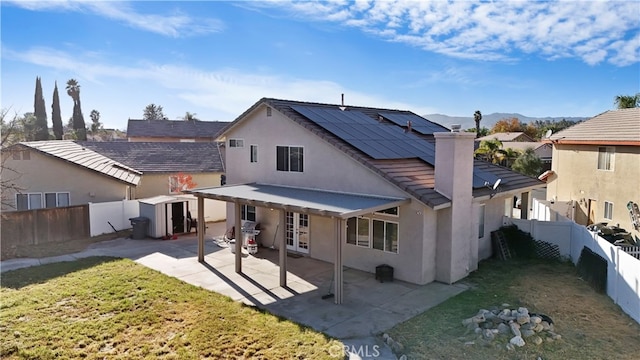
[2, 0, 639, 130]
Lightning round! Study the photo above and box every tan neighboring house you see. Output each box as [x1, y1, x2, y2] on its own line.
[186, 98, 544, 304]
[476, 132, 535, 143]
[546, 107, 640, 233]
[1, 141, 141, 211]
[78, 142, 225, 199]
[126, 119, 229, 142]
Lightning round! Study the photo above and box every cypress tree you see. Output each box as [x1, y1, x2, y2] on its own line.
[33, 76, 49, 140]
[51, 81, 63, 140]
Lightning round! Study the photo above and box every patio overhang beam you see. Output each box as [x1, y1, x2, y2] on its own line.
[339, 198, 411, 219]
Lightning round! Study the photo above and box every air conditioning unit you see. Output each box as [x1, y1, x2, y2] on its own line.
[451, 124, 461, 132]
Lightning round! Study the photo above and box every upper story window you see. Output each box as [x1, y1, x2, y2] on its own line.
[604, 201, 613, 220]
[250, 145, 258, 163]
[12, 150, 30, 160]
[597, 147, 614, 171]
[16, 193, 43, 210]
[45, 192, 70, 208]
[266, 107, 272, 117]
[276, 146, 303, 172]
[229, 139, 244, 148]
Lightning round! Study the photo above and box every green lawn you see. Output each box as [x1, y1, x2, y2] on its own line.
[389, 258, 640, 360]
[0, 257, 343, 359]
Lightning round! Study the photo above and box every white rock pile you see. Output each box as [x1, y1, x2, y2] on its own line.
[462, 305, 561, 350]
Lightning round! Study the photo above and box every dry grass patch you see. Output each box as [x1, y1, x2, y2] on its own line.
[0, 257, 342, 359]
[389, 259, 640, 360]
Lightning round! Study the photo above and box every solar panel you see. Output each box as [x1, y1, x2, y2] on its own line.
[378, 112, 449, 135]
[291, 105, 437, 162]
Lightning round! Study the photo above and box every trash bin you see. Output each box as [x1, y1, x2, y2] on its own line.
[129, 217, 149, 240]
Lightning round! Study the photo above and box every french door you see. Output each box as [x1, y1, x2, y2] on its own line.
[285, 212, 309, 254]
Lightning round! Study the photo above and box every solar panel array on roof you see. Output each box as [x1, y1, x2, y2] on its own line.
[378, 112, 449, 135]
[291, 105, 436, 164]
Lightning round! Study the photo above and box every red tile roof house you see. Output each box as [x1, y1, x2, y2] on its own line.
[186, 98, 544, 304]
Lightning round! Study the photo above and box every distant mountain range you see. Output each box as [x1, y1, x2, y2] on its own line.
[423, 113, 587, 130]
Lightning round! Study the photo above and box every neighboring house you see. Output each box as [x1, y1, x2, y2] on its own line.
[546, 107, 640, 232]
[1, 141, 141, 211]
[477, 132, 535, 143]
[126, 119, 229, 142]
[187, 98, 544, 303]
[501, 142, 553, 171]
[78, 142, 225, 199]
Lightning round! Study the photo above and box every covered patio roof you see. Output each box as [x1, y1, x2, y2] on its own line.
[185, 183, 410, 219]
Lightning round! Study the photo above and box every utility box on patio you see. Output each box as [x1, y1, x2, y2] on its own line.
[129, 217, 149, 240]
[375, 264, 394, 283]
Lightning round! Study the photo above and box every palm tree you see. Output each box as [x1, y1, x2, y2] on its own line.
[614, 94, 640, 109]
[66, 79, 86, 140]
[473, 110, 482, 138]
[182, 112, 199, 121]
[474, 139, 506, 164]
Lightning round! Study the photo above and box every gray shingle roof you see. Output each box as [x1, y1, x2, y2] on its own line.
[17, 141, 141, 186]
[78, 142, 224, 173]
[549, 108, 640, 145]
[127, 119, 229, 139]
[222, 98, 543, 208]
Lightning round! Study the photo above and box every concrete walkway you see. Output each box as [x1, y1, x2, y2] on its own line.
[1, 222, 468, 359]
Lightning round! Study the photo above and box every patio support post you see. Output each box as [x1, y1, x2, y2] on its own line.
[279, 209, 287, 287]
[334, 217, 344, 304]
[235, 200, 242, 273]
[197, 196, 205, 262]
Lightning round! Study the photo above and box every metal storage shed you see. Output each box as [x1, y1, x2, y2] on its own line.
[139, 195, 191, 238]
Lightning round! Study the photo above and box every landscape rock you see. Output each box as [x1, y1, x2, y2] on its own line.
[517, 313, 531, 325]
[509, 322, 522, 337]
[399, 355, 407, 360]
[506, 343, 515, 351]
[541, 321, 551, 331]
[497, 323, 511, 334]
[510, 336, 526, 347]
[522, 329, 536, 338]
[532, 336, 543, 345]
[518, 307, 529, 314]
[482, 329, 495, 341]
[530, 316, 542, 324]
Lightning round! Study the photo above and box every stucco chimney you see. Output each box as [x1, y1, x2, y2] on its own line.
[433, 130, 476, 284]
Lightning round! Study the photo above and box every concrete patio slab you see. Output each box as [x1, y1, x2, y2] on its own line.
[1, 221, 468, 359]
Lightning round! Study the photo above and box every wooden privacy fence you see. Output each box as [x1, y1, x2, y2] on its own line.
[1, 205, 90, 259]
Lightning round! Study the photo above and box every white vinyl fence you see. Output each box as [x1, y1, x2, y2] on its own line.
[89, 200, 140, 236]
[506, 217, 640, 324]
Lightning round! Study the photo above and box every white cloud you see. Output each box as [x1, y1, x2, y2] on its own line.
[5, 0, 224, 37]
[253, 0, 640, 66]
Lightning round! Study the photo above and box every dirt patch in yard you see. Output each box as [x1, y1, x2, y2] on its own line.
[2, 230, 132, 260]
[389, 260, 640, 360]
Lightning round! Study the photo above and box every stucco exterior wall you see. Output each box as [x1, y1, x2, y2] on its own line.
[1, 150, 131, 211]
[547, 144, 640, 229]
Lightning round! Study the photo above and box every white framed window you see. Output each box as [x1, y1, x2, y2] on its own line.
[45, 192, 70, 208]
[229, 138, 244, 148]
[250, 145, 258, 163]
[604, 201, 613, 220]
[266, 107, 272, 117]
[16, 193, 43, 210]
[276, 146, 303, 172]
[347, 217, 370, 247]
[241, 204, 256, 222]
[347, 216, 398, 254]
[478, 204, 485, 239]
[597, 147, 614, 171]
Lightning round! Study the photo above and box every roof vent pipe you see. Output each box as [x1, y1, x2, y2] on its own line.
[405, 120, 412, 133]
[451, 124, 461, 132]
[339, 93, 346, 111]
